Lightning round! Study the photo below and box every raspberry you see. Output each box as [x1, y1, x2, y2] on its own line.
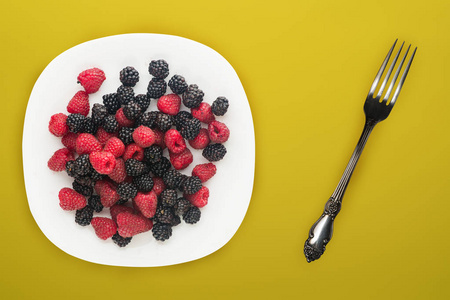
[182, 84, 204, 108]
[211, 96, 229, 116]
[147, 77, 167, 99]
[144, 145, 163, 164]
[77, 68, 106, 94]
[123, 143, 144, 161]
[88, 195, 103, 213]
[157, 94, 181, 116]
[119, 66, 139, 87]
[180, 118, 201, 140]
[191, 102, 215, 124]
[75, 206, 94, 226]
[150, 157, 171, 177]
[160, 189, 177, 207]
[185, 186, 209, 208]
[202, 143, 227, 162]
[123, 101, 142, 120]
[183, 206, 201, 224]
[169, 147, 193, 170]
[110, 204, 135, 223]
[164, 129, 186, 154]
[58, 188, 87, 210]
[192, 163, 217, 182]
[117, 182, 138, 204]
[108, 158, 127, 183]
[66, 113, 86, 133]
[115, 108, 134, 127]
[168, 74, 188, 95]
[162, 169, 184, 189]
[96, 127, 117, 145]
[92, 103, 108, 125]
[133, 174, 154, 192]
[112, 233, 133, 247]
[61, 132, 78, 152]
[48, 148, 74, 172]
[103, 137, 125, 158]
[75, 133, 102, 155]
[134, 94, 150, 112]
[152, 128, 166, 149]
[132, 126, 155, 148]
[117, 211, 153, 237]
[155, 113, 173, 132]
[148, 59, 169, 79]
[188, 128, 210, 149]
[152, 177, 165, 196]
[67, 91, 90, 116]
[89, 151, 116, 174]
[133, 191, 158, 218]
[182, 176, 202, 194]
[208, 121, 230, 143]
[118, 127, 134, 145]
[174, 197, 192, 216]
[102, 93, 121, 114]
[91, 217, 117, 240]
[94, 180, 120, 207]
[49, 113, 68, 137]
[117, 85, 135, 105]
[125, 159, 149, 177]
[152, 223, 172, 241]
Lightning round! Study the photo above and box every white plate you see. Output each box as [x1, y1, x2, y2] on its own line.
[23, 33, 255, 267]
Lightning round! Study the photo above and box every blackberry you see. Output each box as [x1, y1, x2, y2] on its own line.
[83, 117, 98, 135]
[132, 174, 154, 192]
[152, 223, 172, 241]
[72, 180, 93, 197]
[182, 84, 204, 108]
[178, 174, 189, 192]
[211, 96, 229, 116]
[88, 195, 103, 213]
[117, 85, 135, 105]
[147, 77, 167, 99]
[144, 145, 163, 164]
[73, 175, 95, 187]
[134, 94, 151, 112]
[123, 101, 142, 120]
[154, 206, 177, 225]
[155, 113, 173, 132]
[148, 59, 169, 79]
[117, 182, 138, 204]
[135, 111, 157, 128]
[118, 127, 134, 145]
[150, 157, 171, 177]
[180, 117, 201, 140]
[112, 233, 132, 247]
[162, 169, 184, 189]
[174, 197, 192, 216]
[102, 93, 121, 114]
[202, 143, 227, 162]
[160, 189, 177, 207]
[182, 176, 202, 195]
[172, 215, 181, 226]
[183, 206, 201, 224]
[120, 66, 139, 87]
[92, 103, 108, 125]
[74, 154, 93, 176]
[75, 206, 94, 226]
[103, 115, 119, 133]
[174, 111, 193, 130]
[125, 159, 149, 177]
[66, 160, 77, 177]
[66, 113, 86, 133]
[168, 74, 188, 95]
[90, 169, 104, 181]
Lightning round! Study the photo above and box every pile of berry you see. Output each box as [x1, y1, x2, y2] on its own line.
[47, 60, 230, 246]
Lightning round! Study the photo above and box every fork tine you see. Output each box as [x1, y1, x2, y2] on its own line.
[382, 44, 410, 104]
[376, 42, 404, 99]
[389, 47, 417, 106]
[368, 39, 397, 98]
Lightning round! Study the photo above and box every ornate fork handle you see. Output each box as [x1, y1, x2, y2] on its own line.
[304, 119, 377, 262]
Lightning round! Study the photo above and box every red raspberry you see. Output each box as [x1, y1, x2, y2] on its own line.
[188, 128, 210, 149]
[169, 147, 193, 170]
[132, 125, 156, 148]
[67, 91, 90, 116]
[77, 68, 106, 94]
[208, 121, 230, 143]
[110, 204, 135, 223]
[94, 180, 120, 207]
[133, 191, 158, 218]
[108, 158, 127, 183]
[117, 211, 153, 237]
[89, 151, 116, 174]
[192, 163, 217, 182]
[48, 148, 74, 172]
[157, 94, 181, 115]
[96, 127, 117, 145]
[61, 132, 78, 152]
[103, 137, 125, 157]
[164, 129, 186, 154]
[185, 186, 209, 208]
[191, 102, 215, 124]
[75, 133, 102, 155]
[48, 113, 68, 137]
[115, 107, 135, 127]
[58, 188, 87, 210]
[123, 143, 144, 161]
[91, 217, 117, 240]
[153, 128, 166, 149]
[152, 177, 165, 196]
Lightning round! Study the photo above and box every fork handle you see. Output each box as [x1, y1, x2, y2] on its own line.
[304, 119, 377, 262]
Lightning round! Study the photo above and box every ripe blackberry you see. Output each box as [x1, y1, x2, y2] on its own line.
[117, 85, 135, 105]
[202, 143, 227, 162]
[132, 174, 154, 192]
[135, 111, 158, 128]
[75, 206, 94, 226]
[174, 197, 192, 216]
[66, 113, 86, 133]
[72, 180, 93, 197]
[152, 223, 172, 241]
[180, 118, 201, 140]
[211, 96, 229, 116]
[90, 169, 105, 181]
[125, 159, 149, 177]
[148, 59, 169, 79]
[88, 195, 103, 213]
[150, 157, 171, 177]
[144, 145, 163, 164]
[182, 84, 204, 108]
[118, 127, 134, 145]
[172, 215, 181, 226]
[162, 169, 184, 189]
[134, 94, 151, 112]
[103, 115, 119, 133]
[66, 160, 77, 177]
[183, 206, 201, 224]
[92, 103, 108, 125]
[112, 233, 132, 247]
[83, 117, 98, 135]
[174, 111, 193, 130]
[117, 182, 138, 204]
[123, 101, 142, 120]
[147, 77, 167, 99]
[155, 113, 173, 132]
[168, 75, 188, 95]
[154, 206, 177, 225]
[178, 174, 189, 192]
[182, 176, 202, 194]
[120, 66, 139, 87]
[160, 189, 177, 207]
[102, 93, 121, 114]
[74, 154, 93, 176]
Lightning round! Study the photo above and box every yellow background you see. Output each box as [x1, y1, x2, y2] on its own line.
[1, 0, 449, 299]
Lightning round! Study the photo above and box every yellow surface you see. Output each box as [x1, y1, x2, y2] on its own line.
[1, 0, 450, 299]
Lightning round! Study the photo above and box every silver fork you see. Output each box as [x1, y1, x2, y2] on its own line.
[304, 40, 417, 263]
